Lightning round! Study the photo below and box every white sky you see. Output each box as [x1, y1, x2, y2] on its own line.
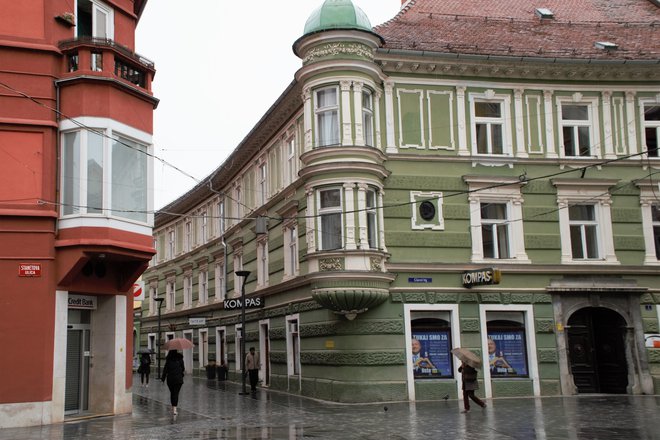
[136, 0, 403, 209]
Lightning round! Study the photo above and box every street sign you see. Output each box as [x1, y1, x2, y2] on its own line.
[18, 263, 41, 277]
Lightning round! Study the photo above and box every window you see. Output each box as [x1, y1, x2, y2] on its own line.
[318, 188, 343, 250]
[410, 313, 454, 379]
[233, 252, 243, 297]
[643, 104, 660, 158]
[553, 179, 617, 264]
[215, 261, 226, 301]
[464, 176, 528, 263]
[636, 181, 660, 264]
[184, 219, 192, 252]
[481, 203, 511, 259]
[366, 189, 378, 249]
[166, 279, 175, 311]
[76, 0, 113, 40]
[258, 163, 267, 206]
[198, 269, 208, 305]
[217, 199, 225, 235]
[286, 137, 297, 186]
[561, 104, 592, 157]
[363, 90, 374, 147]
[183, 274, 192, 308]
[257, 239, 269, 288]
[284, 222, 299, 278]
[148, 285, 156, 315]
[486, 313, 529, 378]
[167, 229, 175, 259]
[235, 185, 242, 223]
[200, 211, 208, 244]
[61, 129, 149, 223]
[474, 102, 504, 154]
[569, 205, 599, 259]
[315, 87, 339, 147]
[653, 205, 660, 260]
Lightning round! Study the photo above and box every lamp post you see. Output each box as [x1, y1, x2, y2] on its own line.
[235, 270, 250, 395]
[154, 297, 165, 373]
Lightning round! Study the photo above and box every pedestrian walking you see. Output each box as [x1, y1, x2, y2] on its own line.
[245, 347, 260, 393]
[161, 350, 185, 415]
[459, 362, 487, 413]
[138, 352, 152, 387]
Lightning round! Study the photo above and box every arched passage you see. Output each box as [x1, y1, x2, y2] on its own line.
[567, 307, 628, 394]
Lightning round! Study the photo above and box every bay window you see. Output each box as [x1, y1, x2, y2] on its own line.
[61, 128, 149, 223]
[363, 90, 374, 147]
[366, 189, 378, 249]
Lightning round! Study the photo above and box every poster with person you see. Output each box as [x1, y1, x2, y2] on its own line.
[411, 330, 452, 378]
[487, 330, 528, 377]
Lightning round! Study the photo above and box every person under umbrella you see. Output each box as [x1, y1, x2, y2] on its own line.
[161, 349, 185, 415]
[451, 347, 487, 413]
[138, 351, 152, 387]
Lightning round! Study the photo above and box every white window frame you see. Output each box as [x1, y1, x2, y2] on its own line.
[283, 220, 299, 279]
[215, 326, 227, 367]
[553, 179, 618, 264]
[468, 91, 512, 157]
[363, 89, 374, 147]
[640, 99, 660, 159]
[198, 268, 208, 305]
[286, 136, 297, 186]
[215, 260, 226, 302]
[556, 95, 601, 159]
[59, 118, 153, 229]
[479, 202, 512, 259]
[314, 86, 340, 147]
[479, 305, 540, 398]
[235, 324, 243, 372]
[217, 198, 225, 236]
[183, 273, 192, 308]
[636, 181, 660, 265]
[233, 252, 243, 297]
[184, 219, 192, 253]
[77, 0, 114, 40]
[365, 187, 379, 249]
[403, 304, 461, 401]
[166, 278, 176, 311]
[256, 237, 269, 288]
[317, 187, 344, 251]
[167, 229, 175, 259]
[148, 284, 157, 316]
[464, 176, 529, 263]
[200, 210, 208, 244]
[258, 162, 268, 206]
[235, 185, 242, 224]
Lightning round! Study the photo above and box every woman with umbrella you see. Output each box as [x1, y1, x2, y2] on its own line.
[451, 347, 487, 413]
[161, 338, 191, 415]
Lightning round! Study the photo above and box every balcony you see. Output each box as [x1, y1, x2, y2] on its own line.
[59, 37, 155, 92]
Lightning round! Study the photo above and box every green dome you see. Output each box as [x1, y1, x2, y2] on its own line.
[303, 0, 372, 35]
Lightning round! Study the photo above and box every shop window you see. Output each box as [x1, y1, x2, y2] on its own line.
[411, 313, 453, 379]
[486, 314, 529, 378]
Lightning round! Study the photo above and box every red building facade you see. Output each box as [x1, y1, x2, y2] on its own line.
[0, 0, 156, 427]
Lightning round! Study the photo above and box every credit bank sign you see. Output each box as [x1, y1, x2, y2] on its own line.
[462, 268, 501, 288]
[223, 296, 264, 311]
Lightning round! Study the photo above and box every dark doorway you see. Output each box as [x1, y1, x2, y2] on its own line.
[567, 307, 628, 394]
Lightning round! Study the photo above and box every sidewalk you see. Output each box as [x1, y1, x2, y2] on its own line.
[2, 375, 659, 439]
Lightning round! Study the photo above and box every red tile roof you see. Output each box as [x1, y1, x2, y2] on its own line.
[375, 0, 660, 60]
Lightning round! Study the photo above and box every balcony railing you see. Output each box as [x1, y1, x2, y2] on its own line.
[59, 37, 155, 91]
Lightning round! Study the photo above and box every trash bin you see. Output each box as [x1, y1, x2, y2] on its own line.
[217, 363, 228, 381]
[205, 361, 217, 380]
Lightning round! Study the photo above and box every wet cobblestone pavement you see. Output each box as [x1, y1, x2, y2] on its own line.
[2, 375, 659, 439]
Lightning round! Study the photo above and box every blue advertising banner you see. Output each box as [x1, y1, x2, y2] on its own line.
[487, 330, 528, 377]
[411, 330, 452, 378]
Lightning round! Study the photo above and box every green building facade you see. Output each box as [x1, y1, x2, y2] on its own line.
[140, 0, 660, 402]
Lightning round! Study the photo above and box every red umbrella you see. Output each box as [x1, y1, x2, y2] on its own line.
[163, 338, 194, 351]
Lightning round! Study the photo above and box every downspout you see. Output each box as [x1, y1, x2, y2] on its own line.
[54, 81, 61, 236]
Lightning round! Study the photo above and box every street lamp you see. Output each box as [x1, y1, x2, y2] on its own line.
[235, 270, 250, 395]
[154, 297, 165, 373]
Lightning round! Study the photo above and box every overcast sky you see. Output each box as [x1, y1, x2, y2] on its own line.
[136, 0, 403, 209]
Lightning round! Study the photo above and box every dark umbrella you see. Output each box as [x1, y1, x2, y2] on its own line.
[137, 347, 154, 354]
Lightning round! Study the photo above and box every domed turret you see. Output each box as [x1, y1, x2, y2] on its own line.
[302, 0, 372, 36]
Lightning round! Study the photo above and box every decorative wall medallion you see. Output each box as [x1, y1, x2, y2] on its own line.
[319, 257, 343, 271]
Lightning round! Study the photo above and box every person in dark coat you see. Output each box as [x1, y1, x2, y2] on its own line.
[138, 353, 152, 387]
[161, 350, 185, 415]
[458, 362, 487, 413]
